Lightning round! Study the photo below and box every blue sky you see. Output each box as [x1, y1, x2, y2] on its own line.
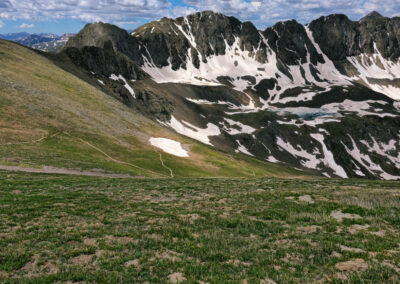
[0, 0, 399, 35]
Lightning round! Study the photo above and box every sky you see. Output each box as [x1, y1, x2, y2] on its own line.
[0, 0, 399, 35]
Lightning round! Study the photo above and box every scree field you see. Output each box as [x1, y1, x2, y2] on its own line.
[1, 172, 400, 283]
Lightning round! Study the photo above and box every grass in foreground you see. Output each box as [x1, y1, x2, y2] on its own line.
[0, 172, 400, 283]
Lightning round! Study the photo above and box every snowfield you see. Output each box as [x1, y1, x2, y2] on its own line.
[141, 17, 399, 103]
[161, 116, 221, 146]
[149, 137, 189, 157]
[135, 15, 400, 180]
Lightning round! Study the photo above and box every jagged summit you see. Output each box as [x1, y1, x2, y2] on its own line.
[64, 21, 144, 64]
[360, 11, 385, 22]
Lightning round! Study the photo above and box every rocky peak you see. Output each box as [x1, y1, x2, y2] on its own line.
[65, 22, 143, 65]
[262, 19, 324, 66]
[134, 10, 267, 70]
[308, 14, 360, 61]
[177, 10, 265, 58]
[359, 11, 385, 22]
[309, 12, 400, 61]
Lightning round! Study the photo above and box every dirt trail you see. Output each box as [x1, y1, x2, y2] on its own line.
[0, 165, 136, 178]
[3, 132, 60, 145]
[158, 153, 174, 178]
[63, 132, 168, 177]
[1, 131, 169, 178]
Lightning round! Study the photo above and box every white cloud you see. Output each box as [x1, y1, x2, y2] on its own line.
[17, 23, 34, 28]
[0, 20, 4, 28]
[0, 0, 399, 28]
[113, 20, 141, 27]
[1, 0, 171, 23]
[182, 0, 400, 27]
[171, 6, 198, 17]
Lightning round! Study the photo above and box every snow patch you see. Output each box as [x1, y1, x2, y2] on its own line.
[149, 137, 189, 157]
[360, 137, 400, 169]
[186, 98, 236, 108]
[311, 133, 348, 178]
[279, 100, 396, 119]
[161, 116, 220, 146]
[110, 74, 135, 98]
[347, 43, 400, 100]
[235, 140, 254, 156]
[266, 156, 278, 163]
[223, 118, 256, 135]
[305, 27, 351, 87]
[276, 137, 319, 169]
[342, 136, 400, 180]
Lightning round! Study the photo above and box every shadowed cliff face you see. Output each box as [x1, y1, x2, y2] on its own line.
[65, 22, 144, 65]
[263, 20, 324, 66]
[61, 46, 148, 80]
[130, 11, 267, 70]
[308, 13, 400, 61]
[59, 11, 400, 180]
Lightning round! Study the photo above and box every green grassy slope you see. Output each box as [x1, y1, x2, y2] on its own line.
[1, 172, 399, 282]
[0, 39, 308, 178]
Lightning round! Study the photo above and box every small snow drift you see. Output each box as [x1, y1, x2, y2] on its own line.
[110, 74, 135, 98]
[149, 137, 189, 157]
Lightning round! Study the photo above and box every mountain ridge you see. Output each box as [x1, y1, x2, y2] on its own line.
[359, 11, 386, 22]
[28, 11, 400, 179]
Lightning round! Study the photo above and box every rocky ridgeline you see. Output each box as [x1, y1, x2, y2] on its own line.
[59, 11, 400, 180]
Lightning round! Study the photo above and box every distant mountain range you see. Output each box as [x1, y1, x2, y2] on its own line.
[0, 32, 75, 52]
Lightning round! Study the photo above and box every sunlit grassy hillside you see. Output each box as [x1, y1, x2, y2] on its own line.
[0, 39, 307, 178]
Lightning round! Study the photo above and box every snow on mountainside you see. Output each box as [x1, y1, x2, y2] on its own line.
[149, 137, 189, 157]
[61, 11, 400, 180]
[140, 16, 398, 101]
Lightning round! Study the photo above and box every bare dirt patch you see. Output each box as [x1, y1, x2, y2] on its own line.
[71, 254, 93, 265]
[349, 224, 370, 234]
[260, 277, 277, 284]
[95, 250, 106, 258]
[0, 232, 12, 238]
[335, 258, 368, 272]
[83, 238, 97, 246]
[225, 259, 252, 266]
[21, 254, 39, 275]
[154, 250, 183, 262]
[125, 259, 139, 267]
[340, 245, 365, 253]
[168, 272, 186, 283]
[371, 230, 386, 237]
[297, 225, 320, 233]
[179, 213, 204, 224]
[334, 272, 348, 280]
[330, 210, 361, 222]
[105, 235, 137, 245]
[42, 261, 59, 274]
[382, 261, 400, 273]
[331, 251, 342, 258]
[298, 195, 314, 204]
